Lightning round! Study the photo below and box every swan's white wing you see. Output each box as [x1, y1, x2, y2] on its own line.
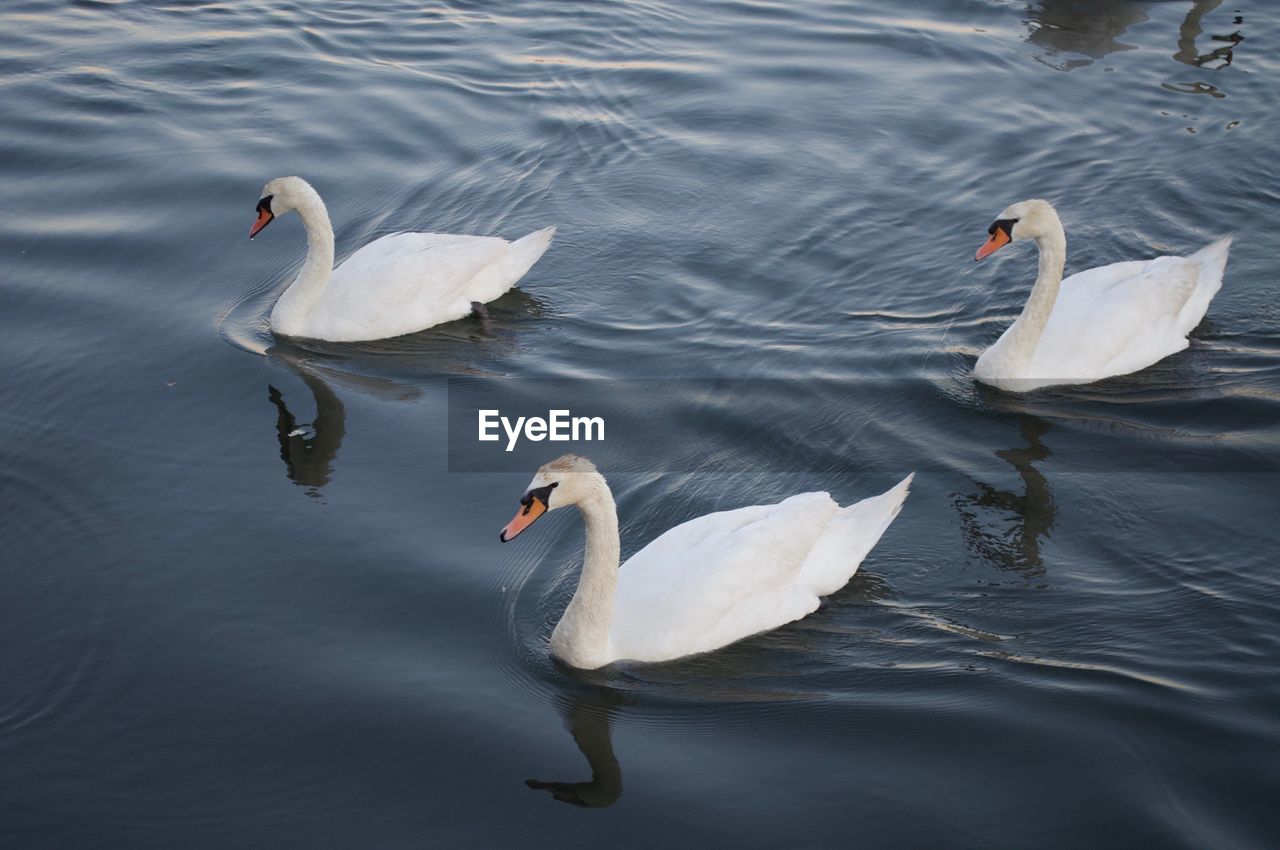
[609, 493, 836, 664]
[608, 475, 912, 665]
[294, 226, 555, 342]
[1031, 256, 1197, 380]
[1009, 237, 1231, 387]
[300, 233, 506, 341]
[978, 237, 1230, 390]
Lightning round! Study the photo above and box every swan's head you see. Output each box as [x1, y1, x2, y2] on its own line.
[974, 198, 1059, 261]
[249, 176, 316, 239]
[499, 455, 603, 542]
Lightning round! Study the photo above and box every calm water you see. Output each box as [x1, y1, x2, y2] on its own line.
[3, 0, 1279, 846]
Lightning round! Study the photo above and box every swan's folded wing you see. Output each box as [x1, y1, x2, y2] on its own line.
[317, 233, 508, 339]
[609, 493, 838, 663]
[1035, 256, 1199, 380]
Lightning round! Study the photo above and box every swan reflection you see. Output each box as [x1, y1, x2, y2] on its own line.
[267, 372, 345, 498]
[1025, 0, 1149, 70]
[527, 693, 623, 808]
[955, 415, 1056, 576]
[1172, 0, 1241, 70]
[264, 350, 425, 497]
[1025, 1, 1243, 74]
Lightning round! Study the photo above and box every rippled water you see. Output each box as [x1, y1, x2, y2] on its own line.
[3, 0, 1278, 846]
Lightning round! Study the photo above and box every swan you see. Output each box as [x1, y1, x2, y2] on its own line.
[249, 176, 555, 341]
[972, 199, 1230, 392]
[499, 455, 913, 669]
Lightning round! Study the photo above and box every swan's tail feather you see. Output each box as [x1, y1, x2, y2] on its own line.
[511, 225, 557, 268]
[802, 473, 914, 597]
[1178, 235, 1231, 335]
[1190, 234, 1232, 268]
[499, 225, 556, 290]
[460, 225, 557, 306]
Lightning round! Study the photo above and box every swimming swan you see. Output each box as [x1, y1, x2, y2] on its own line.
[499, 455, 913, 669]
[972, 199, 1230, 392]
[249, 176, 555, 341]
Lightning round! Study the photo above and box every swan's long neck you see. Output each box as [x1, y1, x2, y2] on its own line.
[1004, 219, 1066, 363]
[551, 480, 620, 669]
[270, 186, 335, 335]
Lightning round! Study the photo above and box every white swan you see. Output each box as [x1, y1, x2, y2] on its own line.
[249, 176, 555, 342]
[972, 199, 1230, 392]
[499, 455, 913, 669]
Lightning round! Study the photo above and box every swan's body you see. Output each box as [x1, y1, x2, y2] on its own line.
[500, 455, 913, 669]
[972, 199, 1230, 392]
[250, 176, 555, 342]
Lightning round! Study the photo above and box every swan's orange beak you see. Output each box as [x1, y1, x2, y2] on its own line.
[975, 227, 1010, 261]
[249, 207, 274, 239]
[500, 495, 547, 542]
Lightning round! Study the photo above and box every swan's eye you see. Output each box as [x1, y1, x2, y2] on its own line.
[256, 194, 274, 214]
[520, 483, 557, 513]
[988, 218, 1017, 237]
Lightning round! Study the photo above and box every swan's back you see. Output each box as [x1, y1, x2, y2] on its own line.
[608, 475, 913, 664]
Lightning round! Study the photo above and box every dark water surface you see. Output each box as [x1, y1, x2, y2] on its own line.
[3, 1, 1279, 847]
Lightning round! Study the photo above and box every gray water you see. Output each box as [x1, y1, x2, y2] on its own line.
[2, 1, 1279, 847]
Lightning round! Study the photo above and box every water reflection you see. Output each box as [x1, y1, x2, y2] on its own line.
[263, 347, 433, 493]
[267, 373, 346, 498]
[955, 415, 1056, 576]
[1025, 0, 1242, 75]
[1172, 1, 1241, 69]
[1025, 0, 1149, 70]
[263, 350, 426, 498]
[526, 692, 623, 808]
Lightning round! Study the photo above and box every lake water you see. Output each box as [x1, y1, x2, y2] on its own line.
[2, 0, 1278, 846]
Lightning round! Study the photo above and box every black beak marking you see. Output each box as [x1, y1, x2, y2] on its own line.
[250, 194, 275, 240]
[988, 217, 1017, 238]
[520, 483, 557, 514]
